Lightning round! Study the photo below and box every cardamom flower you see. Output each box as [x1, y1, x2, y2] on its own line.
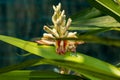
[36, 3, 84, 55]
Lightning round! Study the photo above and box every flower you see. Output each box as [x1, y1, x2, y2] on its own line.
[36, 3, 84, 55]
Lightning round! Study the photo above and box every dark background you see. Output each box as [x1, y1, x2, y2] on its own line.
[0, 0, 119, 69]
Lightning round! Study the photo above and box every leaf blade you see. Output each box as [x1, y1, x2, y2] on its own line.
[87, 0, 120, 22]
[0, 35, 120, 79]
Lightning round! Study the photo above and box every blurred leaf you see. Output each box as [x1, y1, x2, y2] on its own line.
[87, 0, 120, 22]
[0, 70, 81, 80]
[71, 8, 102, 20]
[0, 58, 40, 74]
[70, 16, 120, 31]
[0, 35, 120, 80]
[77, 35, 120, 47]
[34, 59, 120, 80]
[70, 15, 120, 36]
[58, 35, 120, 47]
[82, 27, 111, 35]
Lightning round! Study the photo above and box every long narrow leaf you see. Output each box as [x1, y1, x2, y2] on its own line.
[0, 35, 120, 79]
[71, 8, 102, 20]
[0, 58, 40, 74]
[34, 59, 120, 80]
[87, 0, 120, 22]
[57, 35, 120, 47]
[70, 16, 120, 31]
[0, 70, 80, 80]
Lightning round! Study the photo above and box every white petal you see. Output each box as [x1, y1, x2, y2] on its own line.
[66, 18, 72, 29]
[67, 32, 77, 38]
[43, 33, 54, 39]
[53, 5, 56, 10]
[36, 40, 55, 45]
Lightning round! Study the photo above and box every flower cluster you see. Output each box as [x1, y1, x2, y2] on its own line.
[36, 3, 84, 55]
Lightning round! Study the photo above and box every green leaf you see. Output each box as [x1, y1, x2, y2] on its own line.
[0, 70, 81, 80]
[0, 35, 120, 80]
[57, 35, 120, 47]
[34, 59, 120, 80]
[70, 16, 120, 31]
[71, 8, 102, 20]
[0, 58, 40, 74]
[78, 35, 120, 47]
[87, 0, 120, 22]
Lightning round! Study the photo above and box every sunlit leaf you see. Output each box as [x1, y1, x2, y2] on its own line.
[0, 35, 120, 79]
[87, 0, 120, 22]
